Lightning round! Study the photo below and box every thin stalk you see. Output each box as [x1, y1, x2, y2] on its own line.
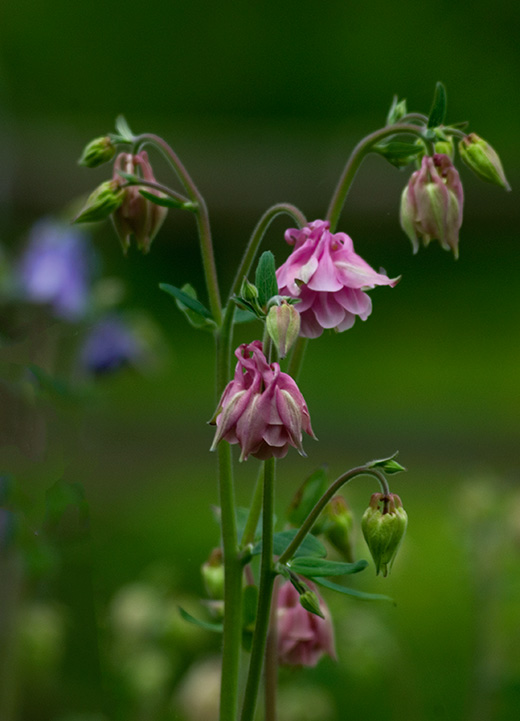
[134, 133, 222, 325]
[278, 466, 389, 565]
[218, 442, 243, 721]
[240, 457, 276, 721]
[286, 337, 308, 382]
[240, 466, 265, 550]
[326, 123, 434, 232]
[119, 177, 190, 206]
[228, 203, 307, 302]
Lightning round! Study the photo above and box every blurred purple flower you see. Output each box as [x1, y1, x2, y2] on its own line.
[276, 580, 336, 667]
[80, 315, 144, 375]
[18, 219, 92, 320]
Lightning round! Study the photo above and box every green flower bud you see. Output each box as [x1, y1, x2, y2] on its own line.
[239, 277, 260, 303]
[434, 137, 455, 160]
[201, 548, 224, 600]
[74, 180, 125, 224]
[78, 136, 117, 168]
[361, 493, 407, 577]
[299, 589, 325, 619]
[458, 133, 510, 191]
[322, 496, 355, 562]
[266, 300, 301, 359]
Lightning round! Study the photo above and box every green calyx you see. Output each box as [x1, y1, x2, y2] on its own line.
[361, 493, 408, 577]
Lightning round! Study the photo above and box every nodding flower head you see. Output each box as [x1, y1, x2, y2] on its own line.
[276, 220, 398, 338]
[276, 580, 336, 667]
[112, 151, 167, 254]
[210, 340, 315, 461]
[400, 153, 464, 258]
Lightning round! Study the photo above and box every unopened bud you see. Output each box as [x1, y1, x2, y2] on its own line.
[78, 136, 117, 168]
[458, 133, 510, 191]
[112, 152, 168, 254]
[322, 496, 355, 562]
[361, 493, 407, 577]
[74, 180, 125, 224]
[239, 278, 260, 303]
[201, 548, 225, 600]
[434, 136, 454, 160]
[266, 300, 301, 358]
[299, 589, 325, 618]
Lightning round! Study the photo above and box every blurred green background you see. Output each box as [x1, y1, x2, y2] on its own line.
[1, 1, 519, 720]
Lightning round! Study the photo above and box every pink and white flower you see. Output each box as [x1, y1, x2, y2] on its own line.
[210, 341, 315, 461]
[276, 580, 336, 667]
[276, 220, 398, 338]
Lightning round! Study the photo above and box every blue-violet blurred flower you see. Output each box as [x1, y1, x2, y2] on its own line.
[18, 219, 91, 320]
[80, 315, 144, 375]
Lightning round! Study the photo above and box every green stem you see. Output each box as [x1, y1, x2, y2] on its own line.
[119, 177, 190, 206]
[134, 133, 222, 325]
[286, 337, 308, 382]
[278, 466, 389, 565]
[228, 203, 307, 302]
[240, 466, 265, 550]
[240, 457, 276, 721]
[218, 442, 242, 721]
[326, 123, 434, 232]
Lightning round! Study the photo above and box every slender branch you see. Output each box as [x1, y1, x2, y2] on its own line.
[240, 457, 276, 721]
[218, 442, 242, 721]
[278, 466, 389, 565]
[228, 203, 307, 302]
[134, 132, 222, 325]
[119, 176, 191, 206]
[286, 336, 308, 382]
[240, 465, 265, 549]
[326, 123, 434, 232]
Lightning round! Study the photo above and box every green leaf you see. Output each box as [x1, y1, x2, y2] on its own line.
[255, 251, 278, 307]
[114, 115, 135, 142]
[288, 557, 368, 577]
[427, 82, 447, 129]
[314, 577, 394, 602]
[367, 451, 407, 475]
[178, 606, 223, 633]
[232, 307, 258, 324]
[252, 529, 327, 559]
[159, 283, 215, 331]
[287, 466, 329, 528]
[138, 190, 192, 210]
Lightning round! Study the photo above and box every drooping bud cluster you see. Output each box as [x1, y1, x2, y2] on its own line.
[361, 493, 408, 577]
[111, 152, 168, 254]
[400, 153, 464, 258]
[210, 341, 315, 461]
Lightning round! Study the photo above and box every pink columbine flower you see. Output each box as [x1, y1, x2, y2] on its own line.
[276, 580, 336, 667]
[276, 220, 398, 338]
[210, 341, 315, 461]
[400, 153, 464, 258]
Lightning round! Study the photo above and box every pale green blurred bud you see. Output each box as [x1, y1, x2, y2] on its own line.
[299, 589, 324, 618]
[386, 95, 408, 125]
[266, 300, 301, 359]
[434, 136, 454, 160]
[74, 180, 125, 224]
[459, 133, 510, 190]
[239, 277, 260, 303]
[322, 495, 355, 562]
[201, 548, 224, 600]
[78, 136, 117, 168]
[361, 493, 407, 577]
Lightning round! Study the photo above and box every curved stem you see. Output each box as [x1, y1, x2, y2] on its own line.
[134, 133, 222, 325]
[228, 203, 307, 302]
[218, 442, 242, 721]
[278, 466, 389, 565]
[326, 123, 433, 232]
[119, 177, 191, 206]
[240, 457, 276, 721]
[400, 112, 428, 124]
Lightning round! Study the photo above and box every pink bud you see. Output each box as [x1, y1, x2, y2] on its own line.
[112, 152, 167, 254]
[210, 341, 315, 461]
[276, 580, 336, 667]
[276, 220, 398, 338]
[400, 154, 464, 258]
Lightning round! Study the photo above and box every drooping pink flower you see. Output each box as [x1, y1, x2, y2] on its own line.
[276, 580, 336, 667]
[276, 220, 398, 338]
[210, 341, 315, 461]
[400, 153, 464, 258]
